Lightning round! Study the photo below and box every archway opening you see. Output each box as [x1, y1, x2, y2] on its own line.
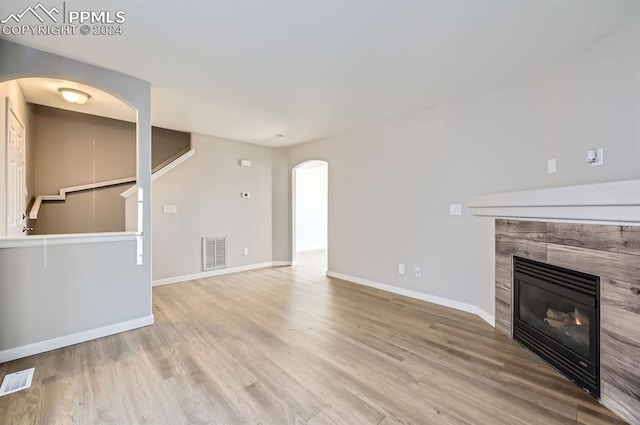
[0, 77, 138, 237]
[292, 160, 328, 272]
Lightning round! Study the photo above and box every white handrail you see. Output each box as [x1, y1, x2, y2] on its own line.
[29, 148, 196, 219]
[29, 177, 136, 220]
[120, 148, 195, 199]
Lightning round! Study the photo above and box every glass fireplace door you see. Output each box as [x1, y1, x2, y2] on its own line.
[518, 282, 593, 358]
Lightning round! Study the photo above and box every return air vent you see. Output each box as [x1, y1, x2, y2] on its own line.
[203, 236, 227, 271]
[0, 368, 35, 397]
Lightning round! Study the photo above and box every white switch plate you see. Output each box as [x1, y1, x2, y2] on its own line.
[547, 159, 557, 174]
[398, 264, 405, 275]
[449, 204, 462, 216]
[163, 205, 177, 214]
[243, 248, 249, 256]
[239, 159, 251, 167]
[415, 267, 422, 277]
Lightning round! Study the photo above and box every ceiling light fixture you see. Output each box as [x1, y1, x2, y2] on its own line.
[58, 88, 91, 105]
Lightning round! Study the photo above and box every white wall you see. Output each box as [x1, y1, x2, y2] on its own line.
[295, 161, 328, 252]
[281, 18, 640, 317]
[152, 133, 274, 281]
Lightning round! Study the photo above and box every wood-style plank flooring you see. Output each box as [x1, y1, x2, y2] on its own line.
[0, 252, 626, 425]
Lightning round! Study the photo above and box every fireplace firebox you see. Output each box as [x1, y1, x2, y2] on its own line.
[512, 256, 600, 398]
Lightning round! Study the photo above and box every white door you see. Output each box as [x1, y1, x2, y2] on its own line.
[6, 102, 27, 236]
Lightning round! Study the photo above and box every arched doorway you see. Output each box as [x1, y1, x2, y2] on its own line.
[292, 160, 328, 272]
[1, 77, 137, 237]
[0, 40, 153, 363]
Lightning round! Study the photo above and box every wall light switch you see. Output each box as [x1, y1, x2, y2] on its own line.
[398, 264, 405, 275]
[449, 204, 462, 216]
[163, 205, 177, 214]
[547, 159, 557, 174]
[239, 159, 251, 167]
[243, 248, 249, 256]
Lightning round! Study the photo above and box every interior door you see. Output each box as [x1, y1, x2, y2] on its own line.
[6, 102, 27, 236]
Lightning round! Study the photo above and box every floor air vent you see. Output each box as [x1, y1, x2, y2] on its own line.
[0, 368, 35, 397]
[203, 236, 227, 270]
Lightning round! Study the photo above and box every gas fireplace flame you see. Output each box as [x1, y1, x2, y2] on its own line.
[574, 307, 588, 327]
[544, 307, 589, 328]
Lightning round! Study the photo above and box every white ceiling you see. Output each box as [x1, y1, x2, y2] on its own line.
[2, 0, 639, 146]
[18, 78, 135, 122]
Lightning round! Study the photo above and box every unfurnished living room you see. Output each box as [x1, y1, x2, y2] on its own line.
[0, 1, 639, 424]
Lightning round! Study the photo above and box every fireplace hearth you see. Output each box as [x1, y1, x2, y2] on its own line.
[513, 256, 600, 398]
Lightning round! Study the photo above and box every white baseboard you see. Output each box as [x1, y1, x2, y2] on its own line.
[153, 261, 292, 287]
[326, 271, 495, 327]
[0, 315, 154, 363]
[476, 308, 496, 327]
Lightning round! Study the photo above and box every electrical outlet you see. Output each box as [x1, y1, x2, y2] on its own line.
[398, 264, 405, 275]
[449, 204, 462, 216]
[415, 267, 422, 277]
[587, 148, 604, 166]
[243, 248, 249, 256]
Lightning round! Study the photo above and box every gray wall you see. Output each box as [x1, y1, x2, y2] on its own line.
[278, 18, 640, 315]
[32, 105, 137, 195]
[271, 147, 291, 263]
[29, 105, 190, 234]
[36, 186, 131, 235]
[0, 238, 147, 352]
[0, 39, 153, 360]
[152, 133, 274, 280]
[31, 105, 136, 234]
[152, 127, 191, 167]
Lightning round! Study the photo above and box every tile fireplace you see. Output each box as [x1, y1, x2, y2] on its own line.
[494, 220, 640, 424]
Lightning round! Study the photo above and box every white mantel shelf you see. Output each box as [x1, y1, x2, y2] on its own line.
[467, 179, 640, 224]
[0, 232, 140, 249]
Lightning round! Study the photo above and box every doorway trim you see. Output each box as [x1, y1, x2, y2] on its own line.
[291, 159, 328, 267]
[4, 97, 26, 236]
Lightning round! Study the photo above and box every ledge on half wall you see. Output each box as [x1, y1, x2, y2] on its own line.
[326, 271, 495, 327]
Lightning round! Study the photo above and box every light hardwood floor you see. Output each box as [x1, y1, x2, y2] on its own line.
[0, 262, 627, 425]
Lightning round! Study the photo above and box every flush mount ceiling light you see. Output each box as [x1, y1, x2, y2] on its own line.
[58, 88, 91, 105]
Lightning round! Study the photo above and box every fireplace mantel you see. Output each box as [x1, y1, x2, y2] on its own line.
[468, 179, 640, 223]
[468, 180, 640, 423]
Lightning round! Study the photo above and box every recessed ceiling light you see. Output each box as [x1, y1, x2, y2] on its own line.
[58, 88, 91, 105]
[275, 134, 285, 139]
